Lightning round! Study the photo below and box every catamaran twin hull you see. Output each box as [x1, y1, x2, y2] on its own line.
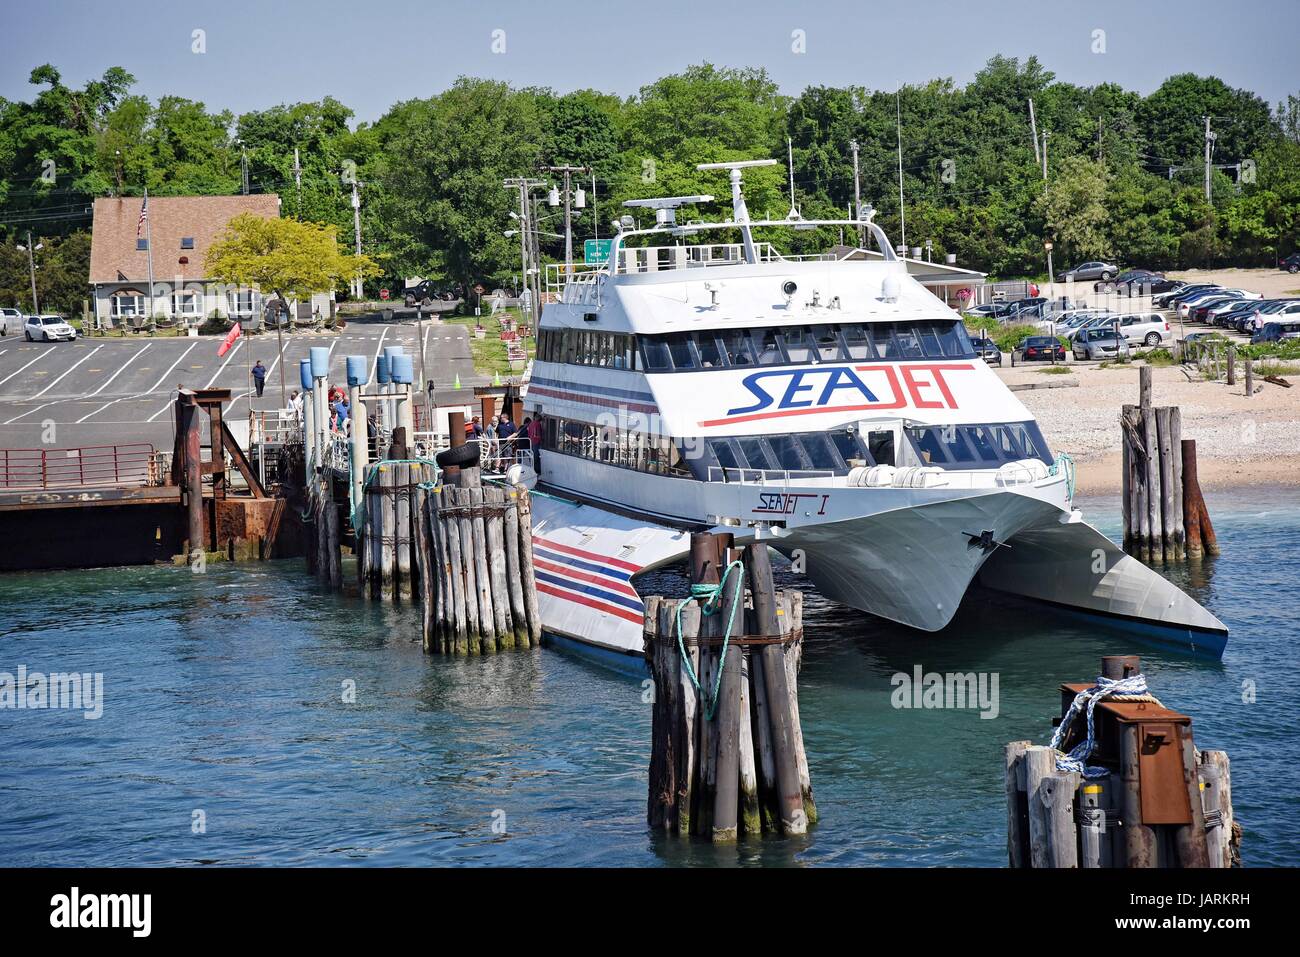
[527, 474, 1229, 666]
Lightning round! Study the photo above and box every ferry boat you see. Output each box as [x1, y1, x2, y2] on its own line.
[516, 159, 1228, 665]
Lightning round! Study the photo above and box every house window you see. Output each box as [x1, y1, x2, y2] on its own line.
[180, 237, 195, 249]
[173, 291, 202, 318]
[111, 294, 145, 318]
[137, 238, 148, 250]
[226, 289, 263, 316]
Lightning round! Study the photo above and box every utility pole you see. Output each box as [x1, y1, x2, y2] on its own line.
[240, 142, 249, 195]
[850, 139, 863, 245]
[19, 231, 40, 313]
[540, 165, 588, 274]
[895, 93, 906, 249]
[350, 178, 364, 299]
[292, 147, 302, 214]
[1028, 99, 1040, 165]
[1097, 117, 1103, 162]
[504, 177, 546, 328]
[1204, 116, 1215, 202]
[1041, 129, 1050, 180]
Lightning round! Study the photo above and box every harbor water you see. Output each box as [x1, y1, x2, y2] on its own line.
[2, 489, 1296, 866]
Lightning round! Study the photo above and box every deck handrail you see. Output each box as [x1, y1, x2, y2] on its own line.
[0, 443, 159, 490]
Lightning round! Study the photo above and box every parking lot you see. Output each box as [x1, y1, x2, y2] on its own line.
[0, 316, 478, 452]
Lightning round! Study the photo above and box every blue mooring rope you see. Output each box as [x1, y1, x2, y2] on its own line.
[674, 560, 745, 722]
[1049, 673, 1153, 778]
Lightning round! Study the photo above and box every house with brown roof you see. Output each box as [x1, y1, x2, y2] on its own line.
[89, 194, 334, 327]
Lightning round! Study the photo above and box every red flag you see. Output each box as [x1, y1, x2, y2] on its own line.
[217, 322, 242, 357]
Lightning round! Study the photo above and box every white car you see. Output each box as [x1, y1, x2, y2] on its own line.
[1177, 288, 1261, 318]
[24, 314, 78, 341]
[1114, 313, 1171, 347]
[1, 307, 23, 335]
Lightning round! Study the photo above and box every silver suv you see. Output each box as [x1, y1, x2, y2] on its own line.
[24, 314, 78, 342]
[1115, 313, 1170, 347]
[1072, 327, 1132, 361]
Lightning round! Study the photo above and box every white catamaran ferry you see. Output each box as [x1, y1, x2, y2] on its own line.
[514, 159, 1227, 666]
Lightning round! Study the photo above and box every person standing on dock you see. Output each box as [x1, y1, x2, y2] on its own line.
[252, 360, 267, 398]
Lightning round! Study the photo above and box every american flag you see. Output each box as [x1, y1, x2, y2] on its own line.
[136, 194, 148, 238]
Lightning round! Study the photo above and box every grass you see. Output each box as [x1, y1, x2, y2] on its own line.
[440, 306, 534, 379]
[1254, 360, 1300, 377]
[1038, 365, 1072, 374]
[1134, 347, 1176, 366]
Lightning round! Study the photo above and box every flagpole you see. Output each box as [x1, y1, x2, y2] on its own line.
[144, 187, 156, 325]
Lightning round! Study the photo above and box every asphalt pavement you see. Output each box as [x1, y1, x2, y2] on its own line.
[0, 315, 480, 452]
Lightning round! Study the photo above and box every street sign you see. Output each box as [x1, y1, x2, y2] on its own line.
[584, 239, 612, 264]
[473, 283, 486, 295]
[379, 288, 390, 300]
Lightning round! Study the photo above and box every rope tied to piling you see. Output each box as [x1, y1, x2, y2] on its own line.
[674, 559, 745, 722]
[1049, 673, 1163, 778]
[349, 456, 440, 531]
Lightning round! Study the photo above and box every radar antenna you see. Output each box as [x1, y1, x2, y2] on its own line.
[696, 159, 778, 263]
[621, 195, 714, 228]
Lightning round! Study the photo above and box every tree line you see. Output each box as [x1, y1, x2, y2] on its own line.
[2, 57, 1298, 314]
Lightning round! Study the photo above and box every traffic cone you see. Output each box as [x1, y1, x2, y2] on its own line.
[453, 373, 461, 390]
[493, 370, 502, 387]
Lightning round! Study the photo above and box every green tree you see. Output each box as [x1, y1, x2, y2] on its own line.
[1036, 156, 1111, 262]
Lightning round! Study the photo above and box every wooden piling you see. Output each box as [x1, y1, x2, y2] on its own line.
[1156, 407, 1175, 562]
[1005, 740, 1031, 868]
[747, 543, 807, 836]
[443, 488, 469, 653]
[416, 490, 436, 651]
[453, 486, 480, 653]
[515, 485, 542, 646]
[467, 485, 494, 652]
[1169, 407, 1184, 559]
[502, 487, 529, 646]
[395, 462, 412, 599]
[1025, 745, 1079, 868]
[1199, 750, 1239, 867]
[379, 466, 396, 596]
[1244, 356, 1254, 396]
[1226, 345, 1236, 386]
[484, 486, 512, 649]
[1173, 725, 1211, 868]
[710, 549, 745, 843]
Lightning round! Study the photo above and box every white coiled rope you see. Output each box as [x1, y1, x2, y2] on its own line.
[1049, 674, 1155, 778]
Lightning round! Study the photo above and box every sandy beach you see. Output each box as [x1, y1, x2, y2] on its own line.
[1003, 362, 1300, 493]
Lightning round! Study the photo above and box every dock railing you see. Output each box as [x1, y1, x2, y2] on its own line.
[0, 443, 159, 490]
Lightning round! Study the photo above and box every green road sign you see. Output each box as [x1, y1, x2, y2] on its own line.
[584, 239, 612, 264]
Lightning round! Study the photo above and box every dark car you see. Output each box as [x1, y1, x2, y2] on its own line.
[1006, 297, 1049, 319]
[1061, 260, 1119, 283]
[1019, 335, 1066, 362]
[969, 336, 1003, 366]
[402, 280, 458, 307]
[1281, 253, 1300, 274]
[1101, 271, 1183, 296]
[1158, 284, 1221, 309]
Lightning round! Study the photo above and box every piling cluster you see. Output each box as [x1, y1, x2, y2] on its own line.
[1006, 655, 1239, 869]
[359, 454, 434, 601]
[644, 535, 815, 842]
[418, 448, 541, 654]
[1121, 366, 1218, 561]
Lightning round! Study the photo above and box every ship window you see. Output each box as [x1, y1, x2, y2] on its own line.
[696, 332, 723, 368]
[840, 324, 875, 360]
[710, 438, 742, 470]
[753, 329, 783, 365]
[831, 431, 868, 467]
[768, 433, 810, 471]
[738, 437, 776, 470]
[866, 430, 894, 466]
[936, 322, 973, 357]
[667, 333, 695, 370]
[916, 324, 944, 358]
[815, 326, 846, 361]
[911, 428, 949, 464]
[718, 329, 754, 366]
[780, 327, 816, 364]
[641, 337, 672, 371]
[800, 432, 841, 470]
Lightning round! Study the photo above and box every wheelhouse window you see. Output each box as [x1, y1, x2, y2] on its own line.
[905, 422, 1053, 467]
[537, 328, 638, 369]
[637, 320, 974, 372]
[541, 415, 693, 477]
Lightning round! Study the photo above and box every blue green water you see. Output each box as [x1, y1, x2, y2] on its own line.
[1, 490, 1296, 866]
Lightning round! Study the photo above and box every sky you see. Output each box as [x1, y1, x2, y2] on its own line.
[1, 0, 1298, 123]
